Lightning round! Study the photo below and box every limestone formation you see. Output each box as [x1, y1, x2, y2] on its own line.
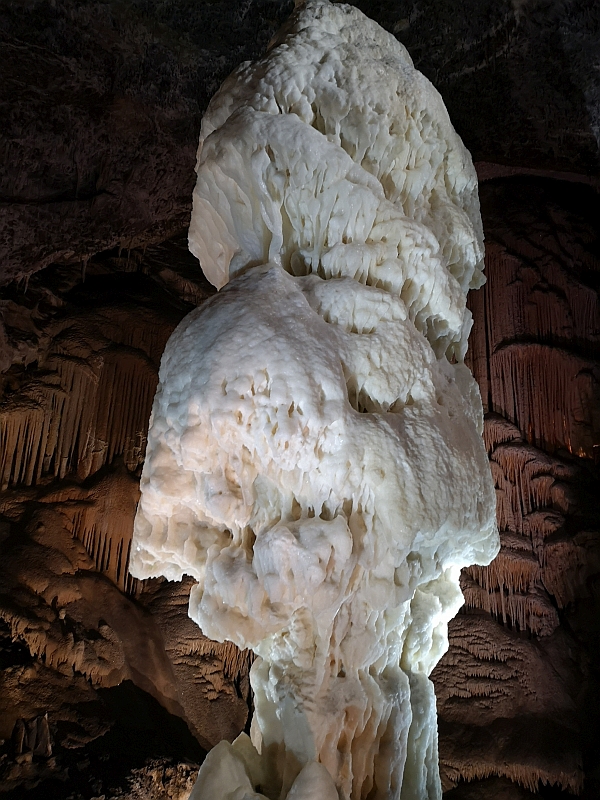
[0, 245, 252, 791]
[432, 177, 600, 796]
[1, 4, 599, 798]
[131, 3, 499, 798]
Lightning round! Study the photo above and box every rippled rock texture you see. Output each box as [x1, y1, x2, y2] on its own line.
[1, 1, 599, 797]
[1, 0, 599, 286]
[432, 177, 600, 798]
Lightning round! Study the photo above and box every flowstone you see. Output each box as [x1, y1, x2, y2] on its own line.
[130, 2, 499, 798]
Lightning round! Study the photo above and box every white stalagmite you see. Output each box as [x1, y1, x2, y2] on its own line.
[129, 2, 499, 798]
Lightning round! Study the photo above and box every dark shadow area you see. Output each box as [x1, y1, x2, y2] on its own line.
[0, 680, 206, 800]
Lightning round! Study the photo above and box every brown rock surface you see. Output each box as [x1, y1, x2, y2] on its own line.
[0, 243, 255, 796]
[1, 3, 599, 797]
[0, 0, 296, 284]
[140, 577, 253, 750]
[435, 613, 581, 792]
[432, 177, 600, 797]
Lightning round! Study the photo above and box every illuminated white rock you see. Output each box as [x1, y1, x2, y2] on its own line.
[130, 2, 499, 798]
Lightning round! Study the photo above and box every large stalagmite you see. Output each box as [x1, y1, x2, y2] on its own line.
[129, 2, 499, 798]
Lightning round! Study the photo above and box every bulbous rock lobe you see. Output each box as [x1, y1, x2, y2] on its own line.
[130, 2, 499, 798]
[190, 0, 485, 362]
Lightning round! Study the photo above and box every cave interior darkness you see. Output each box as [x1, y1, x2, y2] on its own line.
[1, 1, 600, 799]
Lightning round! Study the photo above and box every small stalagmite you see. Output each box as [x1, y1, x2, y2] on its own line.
[130, 2, 499, 798]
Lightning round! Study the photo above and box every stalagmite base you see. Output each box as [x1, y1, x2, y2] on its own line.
[130, 2, 499, 798]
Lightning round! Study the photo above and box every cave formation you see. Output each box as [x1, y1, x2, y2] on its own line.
[1, 1, 599, 799]
[132, 4, 501, 797]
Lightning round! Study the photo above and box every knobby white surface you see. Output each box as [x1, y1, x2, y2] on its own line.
[130, 2, 499, 798]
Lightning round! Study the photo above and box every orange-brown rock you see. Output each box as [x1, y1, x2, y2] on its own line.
[433, 177, 600, 797]
[0, 245, 253, 795]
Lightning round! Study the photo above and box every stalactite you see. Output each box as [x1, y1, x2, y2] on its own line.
[179, 636, 253, 682]
[0, 602, 127, 688]
[490, 343, 599, 457]
[462, 418, 585, 635]
[540, 531, 600, 608]
[0, 348, 158, 490]
[51, 468, 142, 594]
[461, 573, 559, 636]
[467, 237, 600, 457]
[433, 614, 583, 794]
[0, 272, 187, 493]
[465, 536, 540, 595]
[482, 413, 522, 455]
[473, 241, 600, 361]
[491, 441, 575, 534]
[0, 394, 48, 488]
[440, 760, 582, 795]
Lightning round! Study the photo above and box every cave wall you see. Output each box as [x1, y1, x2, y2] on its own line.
[2, 0, 599, 287]
[433, 177, 600, 798]
[1, 1, 599, 798]
[0, 249, 256, 796]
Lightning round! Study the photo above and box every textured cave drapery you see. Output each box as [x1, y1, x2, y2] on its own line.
[0, 0, 599, 798]
[130, 2, 498, 798]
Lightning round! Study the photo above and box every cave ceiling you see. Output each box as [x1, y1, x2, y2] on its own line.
[1, 1, 600, 799]
[1, 0, 599, 285]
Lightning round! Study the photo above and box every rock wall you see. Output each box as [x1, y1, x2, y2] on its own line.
[2, 0, 598, 287]
[0, 0, 295, 284]
[0, 244, 254, 795]
[1, 177, 598, 800]
[1, 1, 599, 797]
[432, 176, 600, 799]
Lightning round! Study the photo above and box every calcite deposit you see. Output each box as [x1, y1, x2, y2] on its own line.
[431, 177, 600, 796]
[130, 2, 499, 798]
[0, 244, 252, 788]
[0, 5, 599, 796]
